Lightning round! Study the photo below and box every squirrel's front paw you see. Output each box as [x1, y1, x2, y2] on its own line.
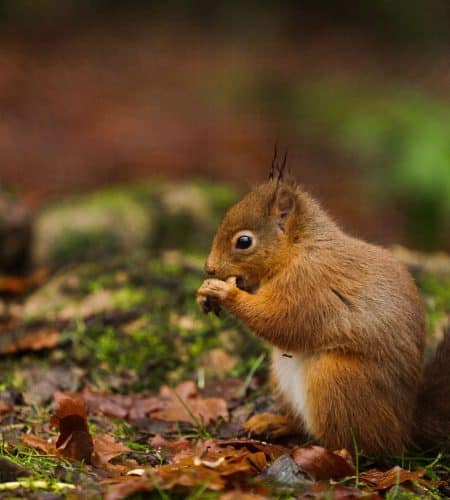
[197, 278, 236, 314]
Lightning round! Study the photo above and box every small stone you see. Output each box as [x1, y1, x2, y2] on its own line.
[263, 454, 311, 486]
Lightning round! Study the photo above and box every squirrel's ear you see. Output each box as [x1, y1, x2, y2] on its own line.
[271, 187, 296, 231]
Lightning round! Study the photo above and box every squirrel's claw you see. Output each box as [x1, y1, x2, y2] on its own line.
[197, 278, 236, 315]
[197, 292, 222, 316]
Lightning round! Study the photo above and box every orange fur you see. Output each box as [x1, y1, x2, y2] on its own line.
[197, 179, 448, 455]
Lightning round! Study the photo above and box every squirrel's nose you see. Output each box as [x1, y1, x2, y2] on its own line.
[205, 260, 216, 276]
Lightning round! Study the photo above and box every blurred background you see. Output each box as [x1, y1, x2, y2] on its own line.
[0, 0, 449, 275]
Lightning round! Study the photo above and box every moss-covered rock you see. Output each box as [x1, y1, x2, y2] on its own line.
[33, 181, 239, 267]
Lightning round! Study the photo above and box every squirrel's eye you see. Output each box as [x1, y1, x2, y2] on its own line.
[236, 235, 253, 250]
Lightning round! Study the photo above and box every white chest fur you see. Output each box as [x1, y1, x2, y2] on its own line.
[271, 348, 312, 432]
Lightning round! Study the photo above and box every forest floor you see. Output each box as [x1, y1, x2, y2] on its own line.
[1, 181, 450, 498]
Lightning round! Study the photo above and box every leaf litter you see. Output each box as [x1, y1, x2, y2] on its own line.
[1, 252, 449, 498]
[13, 384, 447, 499]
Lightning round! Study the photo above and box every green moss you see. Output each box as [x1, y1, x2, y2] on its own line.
[35, 180, 239, 266]
[112, 288, 147, 309]
[50, 229, 121, 265]
[416, 272, 450, 336]
[25, 250, 263, 391]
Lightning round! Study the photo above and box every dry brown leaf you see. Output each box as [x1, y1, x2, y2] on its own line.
[149, 434, 193, 460]
[104, 461, 226, 499]
[214, 439, 288, 461]
[159, 380, 197, 399]
[1, 329, 60, 354]
[92, 434, 131, 468]
[243, 413, 297, 438]
[82, 382, 228, 425]
[170, 439, 270, 480]
[21, 434, 57, 455]
[23, 395, 132, 474]
[151, 381, 228, 425]
[0, 399, 13, 415]
[104, 477, 155, 500]
[360, 466, 425, 491]
[220, 492, 268, 500]
[154, 463, 225, 490]
[82, 387, 162, 421]
[128, 397, 163, 421]
[50, 392, 93, 462]
[105, 452, 270, 500]
[291, 445, 355, 481]
[203, 377, 244, 400]
[116, 438, 275, 496]
[0, 269, 47, 294]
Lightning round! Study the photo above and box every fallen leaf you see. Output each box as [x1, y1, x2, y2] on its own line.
[92, 434, 131, 468]
[21, 434, 56, 455]
[170, 439, 270, 480]
[154, 463, 225, 490]
[160, 380, 197, 399]
[128, 397, 163, 421]
[1, 329, 60, 354]
[0, 400, 13, 415]
[105, 462, 225, 499]
[360, 466, 425, 491]
[220, 492, 268, 500]
[214, 439, 288, 461]
[105, 477, 155, 500]
[22, 400, 132, 474]
[203, 377, 244, 401]
[151, 381, 228, 426]
[82, 387, 162, 421]
[291, 445, 355, 480]
[0, 269, 47, 295]
[82, 382, 228, 426]
[149, 434, 193, 460]
[50, 393, 93, 462]
[109, 438, 274, 497]
[243, 413, 297, 438]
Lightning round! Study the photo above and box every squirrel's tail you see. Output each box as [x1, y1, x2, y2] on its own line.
[414, 329, 450, 449]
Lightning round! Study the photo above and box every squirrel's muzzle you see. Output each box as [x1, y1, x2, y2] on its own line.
[204, 262, 216, 276]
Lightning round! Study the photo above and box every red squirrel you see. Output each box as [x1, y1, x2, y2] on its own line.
[197, 171, 450, 456]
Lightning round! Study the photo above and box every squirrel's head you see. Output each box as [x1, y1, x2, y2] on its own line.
[205, 179, 305, 292]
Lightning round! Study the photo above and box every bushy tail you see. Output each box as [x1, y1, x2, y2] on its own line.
[414, 329, 450, 449]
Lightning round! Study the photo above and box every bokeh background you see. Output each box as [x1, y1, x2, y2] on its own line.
[1, 0, 449, 273]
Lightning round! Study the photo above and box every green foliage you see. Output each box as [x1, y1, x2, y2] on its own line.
[295, 84, 450, 249]
[415, 271, 450, 334]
